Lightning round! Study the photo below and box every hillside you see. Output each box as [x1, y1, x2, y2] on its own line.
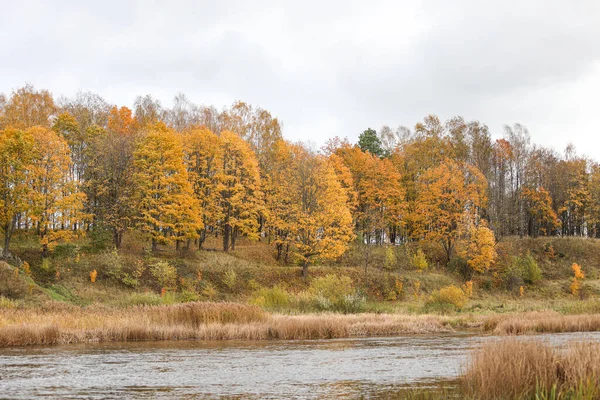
[2, 233, 600, 315]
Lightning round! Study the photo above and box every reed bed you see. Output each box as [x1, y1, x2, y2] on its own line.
[487, 311, 600, 335]
[462, 339, 600, 399]
[0, 302, 454, 347]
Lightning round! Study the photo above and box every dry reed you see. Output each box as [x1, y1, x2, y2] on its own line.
[0, 302, 454, 347]
[462, 339, 600, 399]
[488, 311, 600, 335]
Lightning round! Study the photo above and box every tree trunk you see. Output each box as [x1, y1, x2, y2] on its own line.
[223, 224, 230, 251]
[302, 261, 309, 279]
[2, 224, 11, 258]
[152, 238, 158, 252]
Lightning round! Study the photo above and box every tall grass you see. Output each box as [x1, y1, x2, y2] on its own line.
[462, 339, 600, 399]
[0, 302, 454, 347]
[487, 311, 600, 335]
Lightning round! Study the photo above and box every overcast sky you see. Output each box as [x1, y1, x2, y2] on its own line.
[2, 0, 600, 158]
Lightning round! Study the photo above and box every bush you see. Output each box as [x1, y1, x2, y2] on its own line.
[309, 275, 365, 313]
[411, 249, 429, 270]
[426, 285, 467, 313]
[87, 225, 114, 252]
[223, 269, 238, 291]
[149, 260, 177, 290]
[250, 285, 292, 310]
[448, 256, 470, 279]
[515, 253, 542, 285]
[309, 274, 354, 302]
[0, 262, 29, 299]
[52, 243, 80, 259]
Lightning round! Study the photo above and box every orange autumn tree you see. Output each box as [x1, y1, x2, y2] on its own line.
[459, 224, 497, 277]
[0, 127, 34, 256]
[0, 84, 56, 129]
[264, 139, 297, 261]
[418, 159, 487, 263]
[133, 124, 201, 251]
[27, 126, 86, 256]
[271, 143, 354, 277]
[522, 186, 561, 237]
[183, 127, 223, 249]
[216, 130, 262, 251]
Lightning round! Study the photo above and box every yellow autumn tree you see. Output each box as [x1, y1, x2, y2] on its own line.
[418, 159, 487, 263]
[264, 139, 296, 261]
[522, 186, 561, 237]
[271, 144, 354, 277]
[183, 127, 223, 248]
[216, 130, 262, 251]
[0, 127, 34, 256]
[1, 84, 56, 129]
[27, 126, 86, 256]
[133, 123, 201, 251]
[460, 224, 497, 275]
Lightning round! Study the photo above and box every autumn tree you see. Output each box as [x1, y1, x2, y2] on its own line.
[522, 186, 561, 237]
[459, 224, 497, 278]
[133, 124, 201, 251]
[418, 159, 487, 263]
[216, 130, 262, 251]
[1, 84, 56, 129]
[269, 143, 354, 277]
[0, 127, 34, 256]
[183, 127, 222, 248]
[85, 123, 137, 247]
[27, 127, 85, 256]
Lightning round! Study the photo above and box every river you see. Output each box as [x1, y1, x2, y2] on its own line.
[1, 332, 600, 399]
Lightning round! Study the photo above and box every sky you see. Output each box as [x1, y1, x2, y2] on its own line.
[2, 0, 600, 158]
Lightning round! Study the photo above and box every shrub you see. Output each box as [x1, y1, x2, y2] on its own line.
[309, 275, 365, 313]
[384, 247, 398, 270]
[149, 260, 177, 290]
[517, 253, 542, 284]
[0, 295, 19, 309]
[87, 225, 114, 252]
[410, 249, 428, 271]
[223, 269, 238, 291]
[52, 243, 80, 259]
[309, 274, 354, 302]
[0, 262, 29, 299]
[90, 269, 97, 283]
[201, 282, 218, 300]
[426, 285, 467, 312]
[250, 285, 292, 310]
[448, 256, 469, 278]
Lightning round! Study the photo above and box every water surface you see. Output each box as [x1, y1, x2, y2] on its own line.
[1, 332, 599, 399]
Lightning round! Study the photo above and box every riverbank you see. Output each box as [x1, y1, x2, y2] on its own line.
[3, 301, 600, 347]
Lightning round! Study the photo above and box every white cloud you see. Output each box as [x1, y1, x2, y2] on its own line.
[1, 0, 599, 157]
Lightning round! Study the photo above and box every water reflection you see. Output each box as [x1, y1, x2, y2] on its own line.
[1, 332, 599, 399]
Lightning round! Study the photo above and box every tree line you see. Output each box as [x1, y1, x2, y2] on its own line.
[0, 85, 598, 275]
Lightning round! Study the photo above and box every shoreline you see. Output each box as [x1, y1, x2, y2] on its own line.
[3, 302, 600, 348]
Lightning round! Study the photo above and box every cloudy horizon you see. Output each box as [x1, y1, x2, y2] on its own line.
[2, 0, 599, 158]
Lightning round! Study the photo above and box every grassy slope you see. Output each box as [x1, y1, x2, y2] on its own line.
[2, 232, 600, 315]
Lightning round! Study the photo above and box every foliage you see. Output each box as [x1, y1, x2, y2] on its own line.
[461, 224, 497, 274]
[570, 263, 585, 296]
[149, 260, 177, 290]
[426, 285, 467, 312]
[411, 248, 429, 271]
[133, 124, 201, 250]
[357, 128, 385, 158]
[383, 246, 398, 270]
[516, 253, 542, 285]
[250, 285, 292, 310]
